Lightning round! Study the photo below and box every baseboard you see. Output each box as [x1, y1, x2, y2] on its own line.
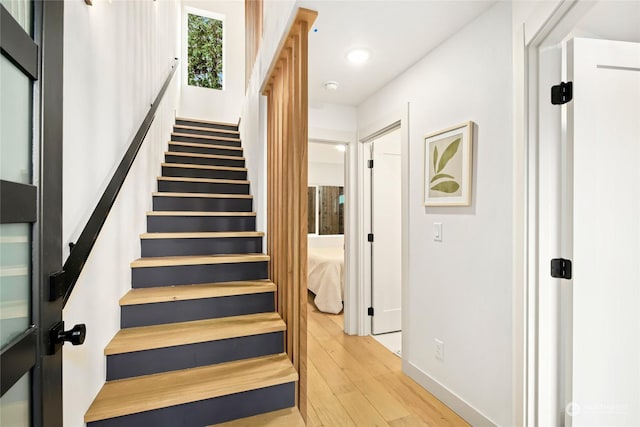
[403, 360, 498, 427]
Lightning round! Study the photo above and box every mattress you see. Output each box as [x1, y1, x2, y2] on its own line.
[307, 247, 344, 314]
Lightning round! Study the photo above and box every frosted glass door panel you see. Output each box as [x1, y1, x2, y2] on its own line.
[0, 0, 31, 34]
[0, 55, 32, 184]
[0, 224, 31, 347]
[0, 373, 30, 427]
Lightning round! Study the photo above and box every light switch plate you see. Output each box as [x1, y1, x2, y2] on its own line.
[433, 223, 443, 242]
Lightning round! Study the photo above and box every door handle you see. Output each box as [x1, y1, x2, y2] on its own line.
[47, 322, 86, 355]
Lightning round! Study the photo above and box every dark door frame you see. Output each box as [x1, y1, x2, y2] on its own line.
[0, 1, 63, 426]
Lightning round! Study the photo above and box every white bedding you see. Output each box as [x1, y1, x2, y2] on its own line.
[307, 247, 344, 314]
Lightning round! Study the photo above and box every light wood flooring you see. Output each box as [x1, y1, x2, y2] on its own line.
[307, 296, 469, 427]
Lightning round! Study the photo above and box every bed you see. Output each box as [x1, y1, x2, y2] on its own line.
[307, 247, 344, 314]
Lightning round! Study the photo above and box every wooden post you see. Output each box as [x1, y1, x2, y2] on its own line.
[261, 8, 317, 421]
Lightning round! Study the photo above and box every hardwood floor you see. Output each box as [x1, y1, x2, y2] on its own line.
[307, 297, 469, 427]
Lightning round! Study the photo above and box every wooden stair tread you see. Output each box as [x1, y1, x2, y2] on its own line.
[131, 253, 269, 268]
[162, 163, 247, 172]
[146, 211, 256, 217]
[172, 132, 240, 143]
[174, 124, 238, 136]
[158, 176, 249, 184]
[165, 151, 245, 161]
[176, 117, 238, 128]
[119, 280, 276, 306]
[84, 353, 297, 423]
[210, 407, 304, 427]
[169, 141, 243, 151]
[105, 312, 285, 355]
[140, 231, 264, 239]
[152, 192, 252, 199]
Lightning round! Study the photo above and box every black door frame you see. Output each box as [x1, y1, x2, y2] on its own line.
[0, 1, 63, 426]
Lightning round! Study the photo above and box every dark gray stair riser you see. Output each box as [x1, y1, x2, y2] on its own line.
[175, 119, 238, 132]
[169, 143, 243, 158]
[171, 134, 241, 148]
[86, 383, 295, 427]
[164, 154, 245, 168]
[153, 196, 252, 212]
[158, 180, 249, 195]
[147, 215, 256, 233]
[106, 331, 284, 381]
[121, 292, 275, 328]
[141, 236, 262, 257]
[132, 261, 269, 288]
[173, 126, 239, 139]
[162, 165, 247, 180]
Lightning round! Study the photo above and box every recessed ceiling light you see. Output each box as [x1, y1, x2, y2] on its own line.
[323, 81, 339, 91]
[346, 48, 370, 65]
[336, 144, 346, 152]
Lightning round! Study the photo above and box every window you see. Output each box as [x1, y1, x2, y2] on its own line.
[308, 186, 344, 235]
[187, 12, 223, 90]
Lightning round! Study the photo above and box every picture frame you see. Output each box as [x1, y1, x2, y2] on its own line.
[424, 121, 474, 206]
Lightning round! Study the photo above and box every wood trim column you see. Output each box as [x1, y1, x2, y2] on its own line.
[261, 7, 316, 421]
[244, 0, 262, 87]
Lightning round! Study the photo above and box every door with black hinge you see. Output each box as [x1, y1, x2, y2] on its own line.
[0, 1, 63, 426]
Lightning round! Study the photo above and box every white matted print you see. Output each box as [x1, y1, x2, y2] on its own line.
[424, 122, 473, 206]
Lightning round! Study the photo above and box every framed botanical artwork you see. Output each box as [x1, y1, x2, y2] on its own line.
[424, 121, 474, 206]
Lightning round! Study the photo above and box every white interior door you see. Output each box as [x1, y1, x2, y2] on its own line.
[565, 37, 640, 426]
[371, 129, 402, 334]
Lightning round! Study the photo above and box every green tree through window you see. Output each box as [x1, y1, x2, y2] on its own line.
[188, 13, 223, 89]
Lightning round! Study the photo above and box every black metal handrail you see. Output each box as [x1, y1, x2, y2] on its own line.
[51, 58, 179, 306]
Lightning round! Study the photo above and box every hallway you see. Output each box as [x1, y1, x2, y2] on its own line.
[307, 298, 469, 426]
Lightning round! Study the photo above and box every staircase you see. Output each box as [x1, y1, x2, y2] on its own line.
[85, 118, 304, 426]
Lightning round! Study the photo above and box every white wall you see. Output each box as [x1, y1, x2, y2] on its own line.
[309, 102, 357, 135]
[178, 0, 245, 123]
[308, 141, 345, 187]
[239, 0, 297, 235]
[62, 1, 180, 425]
[309, 162, 343, 186]
[357, 3, 513, 425]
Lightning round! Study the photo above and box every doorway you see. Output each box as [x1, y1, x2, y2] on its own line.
[524, 2, 640, 425]
[357, 106, 409, 354]
[367, 128, 402, 353]
[307, 141, 347, 319]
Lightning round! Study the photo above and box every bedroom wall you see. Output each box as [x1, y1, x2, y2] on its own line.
[356, 2, 513, 425]
[308, 141, 345, 249]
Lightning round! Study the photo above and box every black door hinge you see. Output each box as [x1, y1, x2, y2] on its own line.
[551, 258, 572, 279]
[551, 81, 573, 105]
[368, 307, 374, 316]
[367, 233, 374, 242]
[368, 160, 374, 168]
[49, 270, 67, 301]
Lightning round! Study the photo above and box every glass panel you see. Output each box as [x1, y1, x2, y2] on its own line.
[319, 186, 344, 235]
[0, 372, 30, 427]
[307, 187, 316, 234]
[0, 0, 31, 35]
[0, 224, 30, 347]
[0, 55, 32, 184]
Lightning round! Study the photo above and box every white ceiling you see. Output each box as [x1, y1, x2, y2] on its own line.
[299, 0, 496, 106]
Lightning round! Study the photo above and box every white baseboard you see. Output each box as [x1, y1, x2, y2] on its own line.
[403, 360, 498, 427]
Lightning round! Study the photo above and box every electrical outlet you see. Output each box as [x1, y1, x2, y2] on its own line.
[435, 339, 444, 361]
